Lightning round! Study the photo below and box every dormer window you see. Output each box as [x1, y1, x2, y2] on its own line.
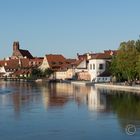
[52, 62, 56, 65]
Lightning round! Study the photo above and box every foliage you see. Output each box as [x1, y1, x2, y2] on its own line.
[43, 68, 54, 78]
[31, 68, 43, 78]
[31, 68, 54, 78]
[110, 39, 140, 82]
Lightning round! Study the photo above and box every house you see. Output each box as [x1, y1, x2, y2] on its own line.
[72, 54, 90, 80]
[12, 69, 32, 78]
[0, 57, 43, 78]
[39, 54, 66, 71]
[11, 41, 33, 59]
[88, 53, 112, 82]
[55, 68, 75, 80]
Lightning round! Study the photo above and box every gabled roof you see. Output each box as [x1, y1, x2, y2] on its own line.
[45, 54, 66, 71]
[19, 49, 33, 59]
[0, 58, 43, 70]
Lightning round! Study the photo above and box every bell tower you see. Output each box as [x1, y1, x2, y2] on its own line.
[13, 41, 20, 51]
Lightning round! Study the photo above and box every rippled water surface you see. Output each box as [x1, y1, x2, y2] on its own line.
[0, 81, 140, 140]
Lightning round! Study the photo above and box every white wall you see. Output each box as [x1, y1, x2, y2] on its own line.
[55, 69, 75, 80]
[95, 77, 111, 83]
[0, 66, 6, 73]
[75, 59, 88, 73]
[39, 56, 50, 71]
[55, 71, 67, 80]
[88, 59, 107, 82]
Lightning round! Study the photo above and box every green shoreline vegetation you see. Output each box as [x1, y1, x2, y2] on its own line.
[110, 39, 140, 85]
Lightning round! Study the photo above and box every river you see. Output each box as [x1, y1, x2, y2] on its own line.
[0, 81, 140, 140]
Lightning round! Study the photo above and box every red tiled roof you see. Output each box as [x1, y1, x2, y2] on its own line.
[71, 59, 83, 66]
[91, 53, 112, 59]
[45, 54, 66, 71]
[0, 58, 43, 70]
[65, 59, 76, 64]
[12, 69, 32, 76]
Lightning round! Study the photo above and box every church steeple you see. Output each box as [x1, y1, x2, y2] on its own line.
[13, 41, 20, 51]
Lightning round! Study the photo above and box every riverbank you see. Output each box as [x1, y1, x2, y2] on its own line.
[95, 83, 140, 93]
[71, 81, 94, 86]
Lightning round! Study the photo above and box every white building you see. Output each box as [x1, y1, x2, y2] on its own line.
[88, 53, 112, 82]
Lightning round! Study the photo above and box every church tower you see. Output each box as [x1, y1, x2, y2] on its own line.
[13, 41, 20, 51]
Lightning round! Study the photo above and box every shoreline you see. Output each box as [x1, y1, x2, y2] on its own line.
[95, 83, 140, 93]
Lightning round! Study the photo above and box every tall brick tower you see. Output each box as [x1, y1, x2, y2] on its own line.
[13, 41, 20, 51]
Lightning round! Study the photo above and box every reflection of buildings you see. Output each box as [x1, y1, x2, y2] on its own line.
[0, 82, 43, 117]
[0, 82, 107, 116]
[87, 87, 106, 111]
[42, 83, 71, 109]
[42, 83, 91, 109]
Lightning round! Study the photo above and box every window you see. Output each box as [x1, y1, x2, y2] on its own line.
[52, 62, 56, 65]
[59, 62, 63, 65]
[99, 64, 104, 70]
[93, 64, 95, 69]
[90, 64, 92, 70]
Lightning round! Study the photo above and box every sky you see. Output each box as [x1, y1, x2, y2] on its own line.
[0, 0, 140, 59]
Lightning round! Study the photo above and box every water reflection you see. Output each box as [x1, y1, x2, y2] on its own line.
[0, 81, 140, 139]
[87, 87, 106, 111]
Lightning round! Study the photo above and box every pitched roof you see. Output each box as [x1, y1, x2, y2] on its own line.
[19, 49, 33, 59]
[71, 59, 83, 67]
[90, 53, 112, 59]
[45, 54, 66, 71]
[0, 58, 43, 70]
[12, 69, 32, 76]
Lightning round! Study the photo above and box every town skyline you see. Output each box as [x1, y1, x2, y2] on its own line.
[1, 0, 140, 59]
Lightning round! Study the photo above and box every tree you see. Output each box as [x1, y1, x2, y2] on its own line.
[43, 68, 54, 78]
[136, 55, 140, 79]
[110, 40, 138, 82]
[136, 39, 140, 52]
[31, 68, 43, 78]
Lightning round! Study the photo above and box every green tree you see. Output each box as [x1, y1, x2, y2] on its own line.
[110, 40, 138, 82]
[31, 68, 43, 78]
[136, 39, 140, 52]
[43, 68, 54, 78]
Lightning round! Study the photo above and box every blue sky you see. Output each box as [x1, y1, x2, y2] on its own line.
[0, 0, 140, 59]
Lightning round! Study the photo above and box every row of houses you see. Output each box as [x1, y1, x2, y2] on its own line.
[0, 41, 117, 82]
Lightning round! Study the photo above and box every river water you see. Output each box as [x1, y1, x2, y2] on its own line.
[0, 81, 140, 140]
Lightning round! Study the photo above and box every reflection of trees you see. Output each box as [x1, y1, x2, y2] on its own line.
[108, 91, 140, 130]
